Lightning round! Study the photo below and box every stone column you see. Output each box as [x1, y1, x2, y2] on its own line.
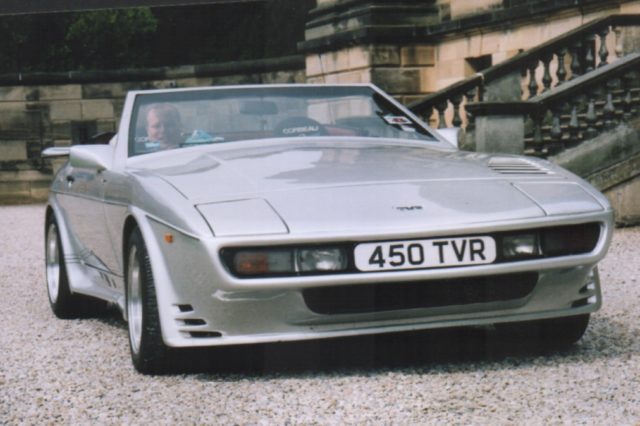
[300, 0, 441, 104]
[465, 102, 530, 154]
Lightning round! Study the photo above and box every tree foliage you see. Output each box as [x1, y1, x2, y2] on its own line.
[0, 0, 314, 74]
[65, 9, 157, 70]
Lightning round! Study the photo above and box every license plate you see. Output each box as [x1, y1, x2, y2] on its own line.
[354, 236, 496, 272]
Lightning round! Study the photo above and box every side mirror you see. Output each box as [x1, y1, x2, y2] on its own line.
[436, 127, 462, 148]
[69, 145, 113, 171]
[42, 147, 71, 158]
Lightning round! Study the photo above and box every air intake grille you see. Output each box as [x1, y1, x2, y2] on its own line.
[303, 272, 538, 315]
[488, 158, 550, 175]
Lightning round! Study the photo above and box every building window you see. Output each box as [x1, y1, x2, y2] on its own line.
[465, 54, 492, 76]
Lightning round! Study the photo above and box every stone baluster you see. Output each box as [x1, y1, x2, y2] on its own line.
[548, 104, 564, 154]
[568, 97, 581, 146]
[603, 79, 618, 129]
[465, 86, 478, 103]
[570, 41, 582, 80]
[419, 106, 434, 125]
[530, 109, 545, 154]
[541, 53, 553, 92]
[584, 90, 598, 139]
[528, 61, 539, 99]
[584, 34, 596, 73]
[614, 27, 624, 58]
[598, 26, 610, 67]
[436, 99, 448, 129]
[622, 72, 637, 120]
[464, 87, 478, 132]
[555, 48, 567, 86]
[622, 78, 633, 122]
[451, 93, 463, 128]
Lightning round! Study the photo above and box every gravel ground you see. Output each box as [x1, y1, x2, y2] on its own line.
[1, 204, 639, 425]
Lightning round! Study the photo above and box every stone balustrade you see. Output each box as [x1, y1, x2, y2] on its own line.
[462, 52, 640, 156]
[409, 14, 640, 136]
[526, 53, 640, 156]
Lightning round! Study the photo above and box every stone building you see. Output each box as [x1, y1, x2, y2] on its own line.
[301, 0, 640, 104]
[1, 0, 639, 224]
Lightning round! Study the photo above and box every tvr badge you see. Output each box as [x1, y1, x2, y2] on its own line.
[395, 206, 423, 211]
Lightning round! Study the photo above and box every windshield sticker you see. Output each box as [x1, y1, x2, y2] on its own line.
[282, 125, 319, 135]
[400, 125, 416, 132]
[383, 115, 412, 125]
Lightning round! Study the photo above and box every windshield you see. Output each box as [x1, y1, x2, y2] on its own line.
[129, 85, 437, 156]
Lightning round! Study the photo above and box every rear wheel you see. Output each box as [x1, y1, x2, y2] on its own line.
[45, 216, 102, 318]
[126, 227, 173, 374]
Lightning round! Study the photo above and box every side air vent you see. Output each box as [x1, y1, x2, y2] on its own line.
[177, 304, 194, 313]
[488, 158, 551, 175]
[182, 318, 206, 326]
[189, 331, 222, 338]
[572, 270, 599, 308]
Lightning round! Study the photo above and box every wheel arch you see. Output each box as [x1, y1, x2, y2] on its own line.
[122, 214, 139, 268]
[44, 200, 79, 292]
[120, 207, 179, 344]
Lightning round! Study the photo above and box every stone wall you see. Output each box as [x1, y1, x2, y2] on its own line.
[0, 56, 305, 203]
[431, 4, 640, 91]
[301, 0, 640, 107]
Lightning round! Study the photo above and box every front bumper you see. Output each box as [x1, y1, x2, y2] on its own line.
[165, 265, 600, 348]
[142, 214, 609, 348]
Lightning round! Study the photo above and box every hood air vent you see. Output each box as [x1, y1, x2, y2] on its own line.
[488, 158, 551, 175]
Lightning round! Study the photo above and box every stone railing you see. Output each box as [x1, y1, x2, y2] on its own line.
[525, 52, 640, 156]
[408, 14, 640, 130]
[463, 52, 640, 156]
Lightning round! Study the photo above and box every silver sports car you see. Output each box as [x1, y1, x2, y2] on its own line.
[44, 84, 613, 374]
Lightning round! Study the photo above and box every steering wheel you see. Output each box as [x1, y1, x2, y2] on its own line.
[274, 116, 327, 137]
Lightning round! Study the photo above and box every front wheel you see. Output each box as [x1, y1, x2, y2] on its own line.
[498, 314, 591, 349]
[126, 227, 173, 374]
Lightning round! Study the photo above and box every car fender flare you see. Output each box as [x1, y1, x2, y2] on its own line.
[45, 197, 83, 294]
[124, 206, 182, 346]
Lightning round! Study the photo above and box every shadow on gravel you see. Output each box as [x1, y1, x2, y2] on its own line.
[179, 326, 585, 379]
[92, 310, 639, 379]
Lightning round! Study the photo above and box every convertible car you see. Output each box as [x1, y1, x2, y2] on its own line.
[43, 84, 613, 373]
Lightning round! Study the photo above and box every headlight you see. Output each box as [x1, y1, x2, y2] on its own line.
[298, 248, 347, 272]
[502, 234, 540, 259]
[233, 250, 293, 275]
[229, 246, 348, 276]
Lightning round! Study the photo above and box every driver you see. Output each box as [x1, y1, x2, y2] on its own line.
[146, 103, 183, 150]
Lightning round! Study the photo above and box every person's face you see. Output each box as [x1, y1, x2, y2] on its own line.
[146, 110, 180, 147]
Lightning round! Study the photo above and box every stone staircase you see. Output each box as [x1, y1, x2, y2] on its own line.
[409, 14, 640, 226]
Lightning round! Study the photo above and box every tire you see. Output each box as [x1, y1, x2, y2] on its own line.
[536, 314, 590, 348]
[125, 226, 173, 374]
[45, 215, 100, 319]
[499, 314, 590, 349]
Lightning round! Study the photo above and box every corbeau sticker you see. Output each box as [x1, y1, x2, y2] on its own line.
[282, 126, 319, 134]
